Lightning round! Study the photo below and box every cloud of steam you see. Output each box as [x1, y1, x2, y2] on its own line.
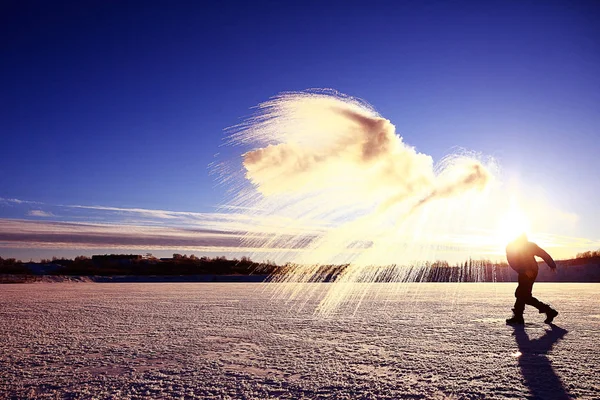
[222, 88, 499, 313]
[235, 89, 491, 213]
[27, 210, 55, 217]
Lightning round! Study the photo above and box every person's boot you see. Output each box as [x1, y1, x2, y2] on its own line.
[506, 309, 524, 325]
[544, 308, 558, 324]
[536, 302, 559, 324]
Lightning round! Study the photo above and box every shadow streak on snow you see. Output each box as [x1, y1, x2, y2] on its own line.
[512, 324, 570, 399]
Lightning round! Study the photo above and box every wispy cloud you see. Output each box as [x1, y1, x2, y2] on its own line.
[0, 197, 41, 205]
[0, 219, 307, 258]
[68, 205, 187, 220]
[0, 196, 597, 263]
[65, 203, 330, 235]
[27, 210, 55, 217]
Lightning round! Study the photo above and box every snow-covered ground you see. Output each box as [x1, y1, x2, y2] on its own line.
[0, 283, 598, 399]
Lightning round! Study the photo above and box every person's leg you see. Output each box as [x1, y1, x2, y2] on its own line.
[514, 274, 534, 314]
[525, 296, 550, 312]
[512, 298, 525, 316]
[507, 274, 529, 324]
[523, 278, 559, 323]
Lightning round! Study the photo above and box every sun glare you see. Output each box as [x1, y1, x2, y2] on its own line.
[497, 199, 530, 245]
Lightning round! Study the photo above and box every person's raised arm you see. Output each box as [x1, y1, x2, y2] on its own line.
[531, 243, 557, 270]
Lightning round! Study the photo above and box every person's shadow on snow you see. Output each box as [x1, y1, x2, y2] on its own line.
[512, 324, 569, 399]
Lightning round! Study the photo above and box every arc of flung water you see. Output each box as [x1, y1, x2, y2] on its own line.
[222, 89, 496, 314]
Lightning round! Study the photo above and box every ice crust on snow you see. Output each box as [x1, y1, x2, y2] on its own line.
[0, 283, 598, 399]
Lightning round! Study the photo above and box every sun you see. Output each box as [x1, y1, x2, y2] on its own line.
[497, 199, 531, 245]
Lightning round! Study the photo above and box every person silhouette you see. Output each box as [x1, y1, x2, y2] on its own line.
[505, 233, 558, 325]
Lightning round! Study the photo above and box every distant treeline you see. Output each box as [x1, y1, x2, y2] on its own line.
[576, 249, 600, 259]
[0, 257, 31, 275]
[1, 252, 599, 282]
[0, 254, 275, 277]
[274, 259, 515, 283]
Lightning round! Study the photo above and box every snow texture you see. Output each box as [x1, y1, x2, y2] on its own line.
[0, 283, 598, 399]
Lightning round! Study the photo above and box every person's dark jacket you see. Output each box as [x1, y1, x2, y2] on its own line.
[506, 239, 557, 279]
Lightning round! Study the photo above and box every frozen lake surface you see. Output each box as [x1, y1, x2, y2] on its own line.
[1, 283, 598, 399]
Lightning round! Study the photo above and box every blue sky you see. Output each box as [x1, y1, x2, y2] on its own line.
[1, 1, 599, 261]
